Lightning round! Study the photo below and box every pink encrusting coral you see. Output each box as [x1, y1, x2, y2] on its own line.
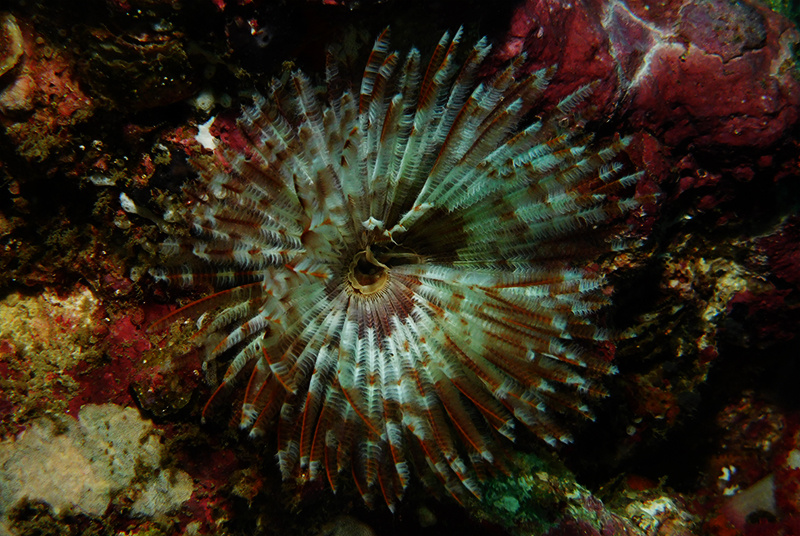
[496, 0, 800, 152]
[131, 28, 649, 510]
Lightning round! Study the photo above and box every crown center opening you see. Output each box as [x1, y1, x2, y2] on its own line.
[347, 244, 423, 295]
[348, 246, 389, 295]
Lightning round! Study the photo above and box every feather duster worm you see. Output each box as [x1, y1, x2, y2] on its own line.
[134, 28, 646, 510]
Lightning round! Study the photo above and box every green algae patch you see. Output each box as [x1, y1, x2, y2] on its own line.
[467, 451, 573, 533]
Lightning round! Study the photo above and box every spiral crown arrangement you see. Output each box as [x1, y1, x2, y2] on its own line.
[139, 27, 645, 510]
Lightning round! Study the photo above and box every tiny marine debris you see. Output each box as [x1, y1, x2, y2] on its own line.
[123, 28, 647, 510]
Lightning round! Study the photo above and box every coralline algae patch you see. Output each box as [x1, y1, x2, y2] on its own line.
[501, 0, 800, 150]
[0, 285, 104, 433]
[498, 0, 800, 224]
[0, 404, 194, 532]
[0, 274, 206, 434]
[0, 11, 94, 162]
[0, 283, 224, 533]
[0, 285, 101, 371]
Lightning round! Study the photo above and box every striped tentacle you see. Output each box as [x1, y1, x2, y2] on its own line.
[268, 287, 348, 394]
[147, 281, 265, 331]
[365, 51, 400, 225]
[393, 316, 468, 502]
[240, 356, 285, 434]
[392, 264, 609, 441]
[381, 49, 423, 228]
[297, 312, 347, 469]
[388, 61, 549, 236]
[387, 30, 463, 220]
